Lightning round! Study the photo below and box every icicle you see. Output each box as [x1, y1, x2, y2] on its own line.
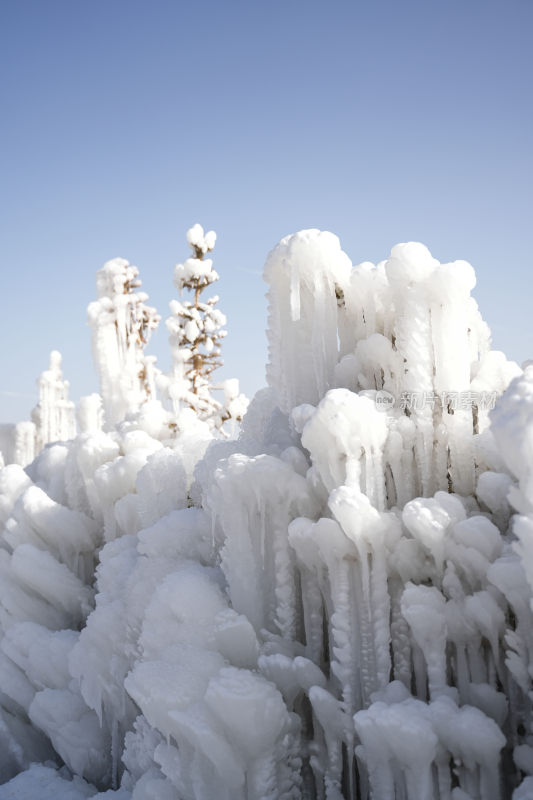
[264, 230, 352, 413]
[13, 421, 36, 468]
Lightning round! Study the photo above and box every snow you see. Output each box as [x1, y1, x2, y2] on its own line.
[0, 230, 531, 799]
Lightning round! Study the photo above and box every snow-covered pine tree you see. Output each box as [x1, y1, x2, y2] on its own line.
[163, 224, 248, 431]
[88, 258, 160, 428]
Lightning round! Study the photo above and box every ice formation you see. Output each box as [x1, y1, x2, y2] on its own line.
[31, 350, 76, 453]
[0, 351, 76, 469]
[0, 228, 532, 800]
[0, 226, 246, 465]
[88, 257, 160, 428]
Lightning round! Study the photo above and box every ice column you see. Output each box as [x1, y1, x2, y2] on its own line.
[264, 229, 352, 413]
[88, 258, 160, 427]
[32, 351, 75, 452]
[13, 422, 37, 468]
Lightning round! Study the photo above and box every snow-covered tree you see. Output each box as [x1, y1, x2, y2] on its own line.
[162, 224, 248, 431]
[88, 258, 160, 428]
[32, 350, 76, 453]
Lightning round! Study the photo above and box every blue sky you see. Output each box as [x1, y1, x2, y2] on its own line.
[1, 0, 531, 422]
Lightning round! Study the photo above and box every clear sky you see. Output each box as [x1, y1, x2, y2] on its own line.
[1, 0, 531, 423]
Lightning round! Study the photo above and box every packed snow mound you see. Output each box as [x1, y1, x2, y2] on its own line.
[0, 232, 531, 799]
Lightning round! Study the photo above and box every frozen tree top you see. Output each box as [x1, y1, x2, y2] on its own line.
[175, 225, 219, 293]
[94, 258, 143, 300]
[186, 223, 217, 257]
